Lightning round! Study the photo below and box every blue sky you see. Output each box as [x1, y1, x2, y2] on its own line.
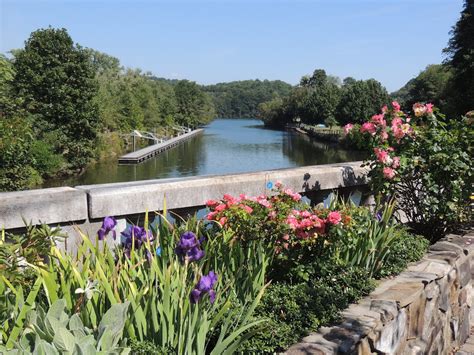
[1, 0, 463, 91]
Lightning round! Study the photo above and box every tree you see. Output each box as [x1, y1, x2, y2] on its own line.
[391, 65, 452, 111]
[12, 27, 99, 170]
[174, 80, 215, 127]
[443, 0, 474, 117]
[336, 78, 390, 124]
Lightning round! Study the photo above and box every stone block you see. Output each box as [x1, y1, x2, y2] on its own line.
[407, 259, 452, 279]
[0, 187, 88, 230]
[426, 251, 460, 266]
[407, 294, 426, 339]
[424, 281, 439, 300]
[445, 234, 474, 255]
[456, 257, 471, 288]
[458, 306, 470, 346]
[370, 282, 424, 308]
[429, 241, 465, 256]
[285, 342, 329, 355]
[374, 308, 407, 354]
[369, 300, 398, 324]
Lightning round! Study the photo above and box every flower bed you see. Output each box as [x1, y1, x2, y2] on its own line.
[1, 185, 428, 354]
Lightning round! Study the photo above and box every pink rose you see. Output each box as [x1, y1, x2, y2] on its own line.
[219, 217, 227, 226]
[206, 199, 219, 207]
[413, 103, 427, 117]
[374, 148, 390, 164]
[327, 211, 342, 225]
[343, 123, 354, 135]
[360, 122, 376, 135]
[392, 156, 400, 169]
[381, 105, 388, 113]
[425, 103, 434, 113]
[383, 167, 396, 180]
[371, 114, 386, 127]
[392, 101, 401, 112]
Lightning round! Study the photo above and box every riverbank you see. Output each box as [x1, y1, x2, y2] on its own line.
[288, 124, 344, 143]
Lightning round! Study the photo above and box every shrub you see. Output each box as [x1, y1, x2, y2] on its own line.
[355, 102, 473, 241]
[240, 264, 375, 353]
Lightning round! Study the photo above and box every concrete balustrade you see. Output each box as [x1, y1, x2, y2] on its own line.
[0, 161, 368, 232]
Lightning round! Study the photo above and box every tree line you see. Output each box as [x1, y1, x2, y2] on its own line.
[202, 80, 293, 118]
[259, 0, 473, 128]
[0, 28, 215, 191]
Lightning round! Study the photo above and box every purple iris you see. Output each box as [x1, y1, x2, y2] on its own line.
[98, 216, 117, 240]
[175, 231, 205, 262]
[190, 271, 218, 304]
[121, 225, 153, 257]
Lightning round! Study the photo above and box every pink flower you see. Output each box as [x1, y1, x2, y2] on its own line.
[275, 181, 283, 188]
[327, 211, 342, 225]
[257, 198, 271, 208]
[360, 122, 376, 135]
[241, 205, 253, 214]
[380, 131, 389, 142]
[268, 210, 277, 219]
[206, 199, 219, 207]
[206, 211, 218, 220]
[383, 167, 395, 180]
[381, 105, 388, 113]
[371, 114, 386, 127]
[374, 148, 390, 164]
[392, 156, 400, 169]
[215, 204, 227, 212]
[425, 103, 434, 113]
[391, 117, 403, 127]
[413, 103, 427, 117]
[343, 123, 354, 135]
[392, 101, 401, 112]
[219, 217, 227, 226]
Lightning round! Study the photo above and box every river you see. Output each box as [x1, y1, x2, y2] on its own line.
[44, 119, 365, 187]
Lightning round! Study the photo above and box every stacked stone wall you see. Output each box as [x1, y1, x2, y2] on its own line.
[287, 231, 474, 354]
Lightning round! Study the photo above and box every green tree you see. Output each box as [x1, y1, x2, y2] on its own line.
[336, 78, 390, 124]
[12, 27, 99, 170]
[443, 0, 474, 117]
[174, 80, 215, 127]
[391, 65, 452, 111]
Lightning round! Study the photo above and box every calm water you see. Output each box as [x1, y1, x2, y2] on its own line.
[45, 119, 365, 187]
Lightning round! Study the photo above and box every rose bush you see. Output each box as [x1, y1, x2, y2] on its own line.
[353, 101, 473, 241]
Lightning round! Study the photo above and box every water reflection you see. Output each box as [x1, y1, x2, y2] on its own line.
[44, 119, 365, 187]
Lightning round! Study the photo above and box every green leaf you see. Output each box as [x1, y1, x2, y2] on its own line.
[52, 327, 76, 353]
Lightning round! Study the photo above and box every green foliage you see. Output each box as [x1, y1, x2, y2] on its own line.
[1, 299, 130, 354]
[0, 223, 65, 343]
[336, 79, 390, 124]
[443, 0, 474, 117]
[331, 200, 401, 277]
[258, 69, 390, 128]
[394, 113, 473, 240]
[0, 116, 42, 191]
[2, 215, 267, 354]
[391, 64, 452, 111]
[240, 264, 375, 353]
[12, 27, 100, 170]
[203, 79, 293, 118]
[174, 80, 215, 127]
[375, 229, 429, 278]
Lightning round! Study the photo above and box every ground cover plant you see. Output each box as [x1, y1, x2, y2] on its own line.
[1, 184, 428, 353]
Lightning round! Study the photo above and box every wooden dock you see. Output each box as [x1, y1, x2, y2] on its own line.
[118, 129, 203, 164]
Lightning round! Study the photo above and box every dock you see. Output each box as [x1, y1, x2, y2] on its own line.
[118, 129, 203, 164]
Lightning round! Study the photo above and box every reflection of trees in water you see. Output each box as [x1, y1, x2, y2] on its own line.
[282, 132, 366, 166]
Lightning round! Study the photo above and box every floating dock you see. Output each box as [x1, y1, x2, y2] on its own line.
[118, 129, 203, 164]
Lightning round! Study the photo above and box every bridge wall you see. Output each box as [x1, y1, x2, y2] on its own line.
[0, 161, 368, 249]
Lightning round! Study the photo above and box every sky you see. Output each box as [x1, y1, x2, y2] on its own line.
[0, 0, 464, 92]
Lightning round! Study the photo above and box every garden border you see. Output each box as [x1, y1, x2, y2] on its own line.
[286, 231, 474, 354]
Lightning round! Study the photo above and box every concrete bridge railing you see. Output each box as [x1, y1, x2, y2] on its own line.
[0, 161, 368, 249]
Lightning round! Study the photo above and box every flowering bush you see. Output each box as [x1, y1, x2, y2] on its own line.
[353, 101, 473, 240]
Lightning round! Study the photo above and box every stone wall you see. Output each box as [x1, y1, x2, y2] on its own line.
[287, 231, 474, 354]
